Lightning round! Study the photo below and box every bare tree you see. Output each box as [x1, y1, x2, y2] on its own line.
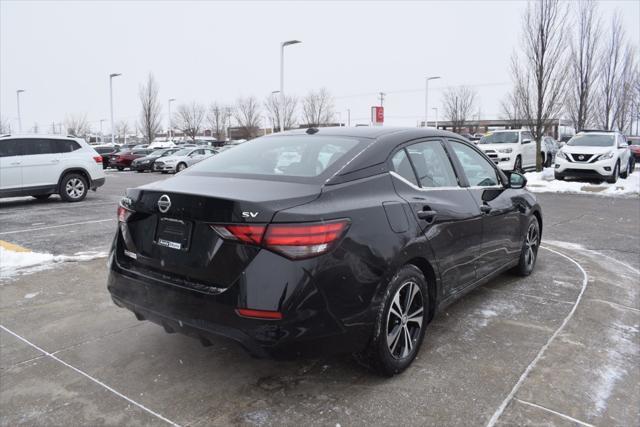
[302, 88, 335, 127]
[0, 116, 9, 134]
[115, 120, 131, 143]
[175, 102, 205, 141]
[207, 103, 231, 141]
[596, 13, 625, 130]
[611, 44, 638, 134]
[265, 94, 298, 131]
[234, 96, 261, 139]
[567, 0, 601, 131]
[442, 86, 477, 133]
[511, 0, 568, 171]
[138, 73, 162, 143]
[500, 89, 525, 129]
[65, 114, 91, 137]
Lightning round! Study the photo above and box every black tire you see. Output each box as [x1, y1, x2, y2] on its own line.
[32, 194, 51, 200]
[117, 166, 124, 171]
[606, 162, 619, 184]
[59, 173, 88, 202]
[620, 160, 631, 179]
[176, 163, 187, 172]
[358, 265, 429, 376]
[512, 216, 540, 277]
[541, 153, 546, 167]
[514, 156, 523, 173]
[554, 172, 564, 181]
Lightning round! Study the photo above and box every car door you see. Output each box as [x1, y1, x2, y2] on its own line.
[19, 138, 61, 189]
[447, 139, 522, 279]
[187, 149, 204, 166]
[389, 138, 482, 296]
[617, 134, 630, 169]
[0, 138, 22, 192]
[521, 131, 536, 167]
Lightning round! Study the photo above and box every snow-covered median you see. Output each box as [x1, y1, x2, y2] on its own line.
[525, 168, 639, 197]
[0, 246, 108, 281]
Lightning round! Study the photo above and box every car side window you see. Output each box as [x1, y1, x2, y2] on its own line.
[449, 141, 500, 187]
[0, 139, 21, 157]
[54, 139, 81, 153]
[405, 140, 459, 188]
[21, 138, 55, 155]
[522, 132, 533, 142]
[390, 149, 418, 186]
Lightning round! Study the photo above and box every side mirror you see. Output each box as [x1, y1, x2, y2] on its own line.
[509, 172, 527, 189]
[522, 139, 532, 144]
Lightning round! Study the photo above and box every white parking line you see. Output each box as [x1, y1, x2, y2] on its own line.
[515, 399, 595, 427]
[486, 246, 589, 427]
[0, 219, 114, 236]
[0, 325, 181, 427]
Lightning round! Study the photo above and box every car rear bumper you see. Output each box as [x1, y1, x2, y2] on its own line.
[91, 177, 106, 190]
[106, 246, 373, 359]
[132, 163, 153, 171]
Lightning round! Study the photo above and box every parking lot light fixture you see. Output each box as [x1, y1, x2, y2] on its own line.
[425, 76, 441, 127]
[109, 73, 122, 145]
[280, 40, 301, 133]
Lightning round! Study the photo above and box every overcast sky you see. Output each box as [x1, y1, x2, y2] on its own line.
[1, 0, 638, 132]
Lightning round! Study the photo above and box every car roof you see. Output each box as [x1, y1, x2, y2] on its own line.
[0, 134, 84, 141]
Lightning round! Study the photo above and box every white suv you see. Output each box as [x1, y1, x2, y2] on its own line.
[0, 135, 106, 202]
[554, 131, 632, 183]
[477, 129, 538, 172]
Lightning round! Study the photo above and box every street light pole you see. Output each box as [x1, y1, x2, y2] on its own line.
[168, 98, 176, 139]
[109, 73, 122, 145]
[100, 119, 106, 142]
[280, 40, 301, 133]
[16, 89, 25, 132]
[424, 76, 441, 127]
[432, 107, 439, 129]
[347, 109, 351, 127]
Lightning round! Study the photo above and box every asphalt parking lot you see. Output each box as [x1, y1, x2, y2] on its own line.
[1, 170, 639, 426]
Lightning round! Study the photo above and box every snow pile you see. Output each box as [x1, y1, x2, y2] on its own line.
[525, 168, 640, 197]
[0, 247, 108, 281]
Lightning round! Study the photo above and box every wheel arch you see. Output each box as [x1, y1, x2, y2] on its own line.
[404, 257, 438, 322]
[57, 167, 92, 192]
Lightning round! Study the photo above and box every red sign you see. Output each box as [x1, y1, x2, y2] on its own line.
[371, 106, 384, 125]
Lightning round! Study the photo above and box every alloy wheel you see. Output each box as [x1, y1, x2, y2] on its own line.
[386, 281, 424, 360]
[65, 178, 85, 199]
[524, 222, 539, 269]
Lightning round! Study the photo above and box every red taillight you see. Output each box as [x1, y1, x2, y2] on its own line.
[211, 219, 349, 259]
[117, 202, 134, 222]
[236, 308, 282, 320]
[93, 155, 103, 163]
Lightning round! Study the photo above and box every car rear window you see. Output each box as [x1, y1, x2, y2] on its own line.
[190, 135, 361, 178]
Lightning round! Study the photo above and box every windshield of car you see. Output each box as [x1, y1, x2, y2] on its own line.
[567, 134, 614, 147]
[479, 132, 519, 144]
[190, 135, 361, 178]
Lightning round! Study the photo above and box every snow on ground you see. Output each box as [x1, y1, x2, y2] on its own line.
[525, 168, 640, 197]
[0, 247, 108, 281]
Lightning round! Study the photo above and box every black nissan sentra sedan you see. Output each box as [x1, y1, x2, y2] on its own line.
[107, 127, 542, 376]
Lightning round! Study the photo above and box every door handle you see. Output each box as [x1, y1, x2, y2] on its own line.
[480, 204, 492, 214]
[10, 162, 21, 165]
[417, 207, 437, 223]
[50, 159, 60, 163]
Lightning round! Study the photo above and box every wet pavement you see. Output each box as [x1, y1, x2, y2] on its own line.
[0, 171, 638, 426]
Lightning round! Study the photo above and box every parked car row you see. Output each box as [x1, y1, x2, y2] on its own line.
[97, 143, 229, 173]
